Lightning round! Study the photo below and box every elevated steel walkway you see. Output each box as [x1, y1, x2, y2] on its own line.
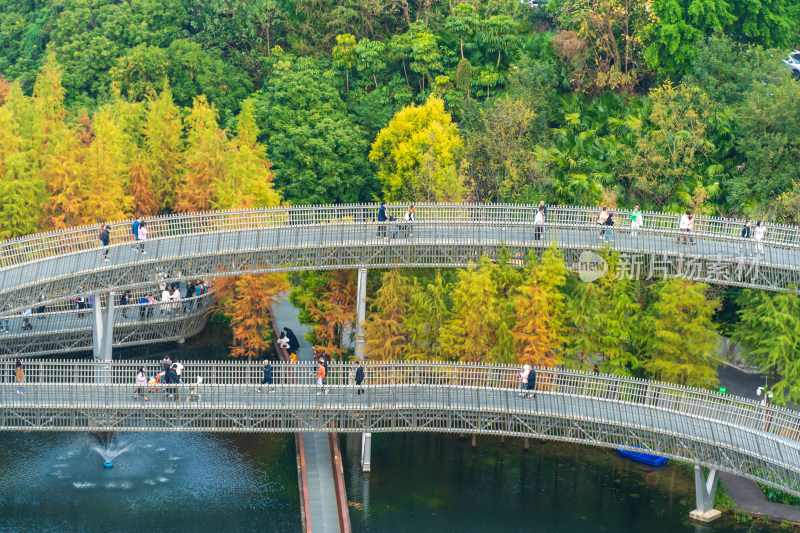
[0, 204, 798, 316]
[0, 290, 215, 357]
[2, 359, 798, 505]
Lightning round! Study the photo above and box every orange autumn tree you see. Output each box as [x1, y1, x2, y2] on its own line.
[510, 249, 568, 367]
[216, 274, 290, 359]
[297, 270, 357, 359]
[364, 270, 412, 361]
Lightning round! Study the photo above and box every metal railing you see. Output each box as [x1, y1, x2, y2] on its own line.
[1, 204, 799, 315]
[0, 291, 215, 357]
[1, 204, 799, 269]
[2, 360, 799, 496]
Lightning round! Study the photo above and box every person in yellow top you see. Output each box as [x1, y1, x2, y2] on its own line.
[289, 352, 297, 364]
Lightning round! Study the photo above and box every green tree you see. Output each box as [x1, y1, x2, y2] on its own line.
[479, 14, 519, 68]
[370, 96, 464, 202]
[620, 82, 716, 210]
[409, 31, 443, 91]
[734, 290, 800, 406]
[731, 77, 800, 211]
[252, 63, 375, 204]
[355, 38, 386, 89]
[446, 3, 479, 60]
[332, 34, 358, 93]
[645, 279, 719, 388]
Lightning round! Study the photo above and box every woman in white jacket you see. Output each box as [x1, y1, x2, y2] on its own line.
[754, 221, 766, 255]
[134, 367, 148, 401]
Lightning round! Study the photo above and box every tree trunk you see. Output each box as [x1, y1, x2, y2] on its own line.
[497, 48, 502, 68]
[402, 60, 410, 87]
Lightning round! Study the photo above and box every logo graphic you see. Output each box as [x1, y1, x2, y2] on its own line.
[575, 251, 608, 282]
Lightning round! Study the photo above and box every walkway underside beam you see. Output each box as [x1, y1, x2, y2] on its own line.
[1, 403, 798, 499]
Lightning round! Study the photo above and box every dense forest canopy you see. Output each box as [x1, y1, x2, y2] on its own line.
[2, 0, 800, 400]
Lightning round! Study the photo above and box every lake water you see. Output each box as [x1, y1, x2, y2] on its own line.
[340, 433, 782, 533]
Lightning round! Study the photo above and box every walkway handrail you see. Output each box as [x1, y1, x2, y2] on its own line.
[2, 204, 799, 269]
[2, 360, 798, 443]
[0, 290, 215, 337]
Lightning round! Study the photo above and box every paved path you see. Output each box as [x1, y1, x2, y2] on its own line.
[720, 471, 800, 523]
[273, 298, 341, 533]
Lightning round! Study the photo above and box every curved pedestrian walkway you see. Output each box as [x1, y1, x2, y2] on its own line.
[2, 360, 799, 500]
[0, 289, 215, 357]
[1, 204, 799, 316]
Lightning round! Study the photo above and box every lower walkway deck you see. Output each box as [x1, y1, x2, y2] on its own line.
[273, 298, 344, 533]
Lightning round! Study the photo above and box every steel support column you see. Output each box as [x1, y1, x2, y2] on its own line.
[361, 432, 372, 473]
[355, 268, 367, 360]
[690, 465, 721, 522]
[92, 291, 115, 362]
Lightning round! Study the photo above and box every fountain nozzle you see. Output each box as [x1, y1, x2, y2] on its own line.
[103, 461, 113, 468]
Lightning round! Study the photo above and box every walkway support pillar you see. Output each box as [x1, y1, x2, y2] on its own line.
[690, 466, 721, 522]
[361, 432, 372, 473]
[355, 268, 368, 359]
[92, 292, 115, 362]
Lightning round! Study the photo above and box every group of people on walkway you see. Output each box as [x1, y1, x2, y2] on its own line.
[377, 202, 416, 238]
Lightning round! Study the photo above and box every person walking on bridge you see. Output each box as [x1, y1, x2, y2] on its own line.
[534, 207, 545, 241]
[597, 208, 609, 241]
[377, 201, 388, 238]
[137, 221, 148, 254]
[15, 359, 24, 395]
[739, 221, 752, 256]
[258, 359, 275, 393]
[517, 364, 530, 398]
[354, 360, 365, 395]
[316, 361, 328, 395]
[602, 212, 615, 244]
[630, 206, 642, 237]
[99, 224, 110, 262]
[134, 367, 149, 401]
[131, 216, 141, 252]
[754, 221, 766, 256]
[677, 211, 691, 246]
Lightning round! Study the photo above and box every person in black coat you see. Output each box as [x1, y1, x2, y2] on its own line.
[259, 360, 274, 393]
[99, 224, 111, 262]
[166, 364, 181, 401]
[283, 327, 300, 354]
[526, 366, 536, 399]
[354, 360, 365, 395]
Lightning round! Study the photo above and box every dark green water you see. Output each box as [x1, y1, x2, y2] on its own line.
[340, 433, 781, 533]
[0, 431, 299, 532]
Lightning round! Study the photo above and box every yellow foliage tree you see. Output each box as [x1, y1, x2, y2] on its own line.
[369, 96, 465, 202]
[510, 249, 568, 367]
[174, 96, 227, 212]
[219, 99, 281, 209]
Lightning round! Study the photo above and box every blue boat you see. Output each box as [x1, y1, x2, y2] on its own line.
[616, 446, 668, 467]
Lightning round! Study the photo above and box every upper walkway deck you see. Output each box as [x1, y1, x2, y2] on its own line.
[0, 204, 798, 315]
